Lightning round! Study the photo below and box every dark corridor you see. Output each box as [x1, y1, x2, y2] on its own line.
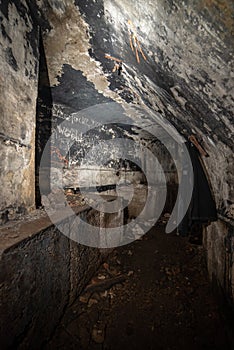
[35, 32, 52, 207]
[46, 222, 233, 350]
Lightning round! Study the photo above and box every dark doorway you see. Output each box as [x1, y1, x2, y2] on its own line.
[35, 31, 52, 207]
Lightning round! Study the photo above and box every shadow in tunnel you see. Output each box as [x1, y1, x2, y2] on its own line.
[35, 31, 52, 207]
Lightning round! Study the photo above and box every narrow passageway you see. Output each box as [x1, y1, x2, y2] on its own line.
[46, 223, 232, 350]
[0, 1, 233, 348]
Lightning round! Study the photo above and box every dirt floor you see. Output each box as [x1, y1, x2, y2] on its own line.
[46, 223, 234, 350]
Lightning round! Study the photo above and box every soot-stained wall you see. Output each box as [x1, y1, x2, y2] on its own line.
[39, 0, 234, 304]
[0, 0, 233, 305]
[39, 0, 233, 215]
[0, 0, 41, 220]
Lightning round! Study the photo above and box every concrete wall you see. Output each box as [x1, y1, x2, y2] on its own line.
[0, 201, 121, 349]
[204, 219, 234, 306]
[0, 0, 41, 219]
[0, 0, 233, 319]
[39, 0, 233, 305]
[39, 0, 233, 216]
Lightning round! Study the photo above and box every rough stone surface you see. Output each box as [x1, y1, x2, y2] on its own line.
[0, 227, 70, 349]
[40, 0, 234, 307]
[204, 219, 234, 303]
[0, 0, 39, 217]
[0, 202, 123, 348]
[0, 0, 233, 324]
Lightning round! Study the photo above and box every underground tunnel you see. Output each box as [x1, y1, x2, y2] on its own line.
[0, 0, 233, 349]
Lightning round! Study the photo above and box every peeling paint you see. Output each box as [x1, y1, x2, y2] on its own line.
[43, 0, 121, 102]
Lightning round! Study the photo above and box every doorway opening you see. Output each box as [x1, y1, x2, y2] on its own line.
[35, 31, 52, 208]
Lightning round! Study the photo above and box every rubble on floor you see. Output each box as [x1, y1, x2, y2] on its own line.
[46, 224, 233, 350]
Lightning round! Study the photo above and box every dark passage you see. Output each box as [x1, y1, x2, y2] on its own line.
[46, 222, 233, 350]
[35, 32, 52, 207]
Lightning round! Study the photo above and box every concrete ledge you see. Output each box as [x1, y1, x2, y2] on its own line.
[0, 199, 122, 349]
[204, 218, 234, 304]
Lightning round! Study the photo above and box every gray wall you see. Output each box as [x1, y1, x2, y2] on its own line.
[0, 0, 41, 218]
[0, 204, 120, 349]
